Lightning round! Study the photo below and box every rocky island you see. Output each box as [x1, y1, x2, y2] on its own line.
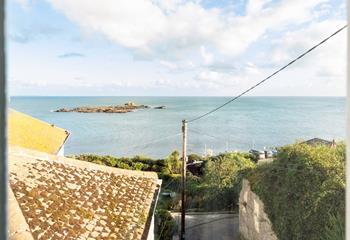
[55, 102, 165, 113]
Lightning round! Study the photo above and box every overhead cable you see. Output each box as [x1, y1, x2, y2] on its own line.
[188, 25, 347, 123]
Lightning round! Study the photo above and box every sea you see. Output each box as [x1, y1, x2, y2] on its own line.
[10, 96, 346, 159]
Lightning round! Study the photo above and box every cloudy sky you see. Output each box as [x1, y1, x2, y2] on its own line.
[7, 0, 347, 96]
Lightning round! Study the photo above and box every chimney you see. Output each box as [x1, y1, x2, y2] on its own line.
[331, 139, 336, 148]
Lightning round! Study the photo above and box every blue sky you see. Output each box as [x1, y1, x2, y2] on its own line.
[7, 0, 347, 96]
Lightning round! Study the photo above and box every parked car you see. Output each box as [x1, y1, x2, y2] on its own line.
[249, 149, 266, 160]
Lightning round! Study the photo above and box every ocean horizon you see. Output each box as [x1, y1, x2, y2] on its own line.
[10, 96, 345, 158]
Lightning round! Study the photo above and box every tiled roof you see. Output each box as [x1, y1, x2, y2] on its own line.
[9, 147, 161, 240]
[8, 110, 69, 155]
[301, 138, 335, 146]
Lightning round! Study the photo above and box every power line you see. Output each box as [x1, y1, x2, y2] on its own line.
[136, 133, 181, 150]
[188, 128, 254, 146]
[188, 24, 347, 123]
[122, 132, 182, 156]
[188, 128, 222, 140]
[162, 178, 177, 190]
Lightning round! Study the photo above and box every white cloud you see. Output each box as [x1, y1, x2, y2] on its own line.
[196, 70, 221, 82]
[14, 0, 30, 8]
[159, 60, 178, 70]
[270, 19, 346, 89]
[46, 0, 329, 57]
[47, 0, 167, 50]
[152, 0, 185, 12]
[200, 46, 214, 65]
[195, 62, 263, 89]
[271, 20, 346, 63]
[10, 0, 347, 96]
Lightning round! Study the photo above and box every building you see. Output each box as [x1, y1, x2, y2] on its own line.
[7, 110, 162, 240]
[8, 146, 161, 240]
[186, 161, 204, 176]
[301, 138, 336, 147]
[8, 109, 70, 156]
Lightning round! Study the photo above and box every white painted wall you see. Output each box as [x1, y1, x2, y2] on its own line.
[57, 145, 64, 156]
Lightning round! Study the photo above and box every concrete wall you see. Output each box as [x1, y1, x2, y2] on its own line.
[239, 179, 278, 240]
[147, 214, 155, 240]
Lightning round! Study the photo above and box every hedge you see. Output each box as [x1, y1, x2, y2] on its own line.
[248, 143, 345, 240]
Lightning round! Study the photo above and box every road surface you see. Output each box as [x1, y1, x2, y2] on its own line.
[172, 212, 239, 240]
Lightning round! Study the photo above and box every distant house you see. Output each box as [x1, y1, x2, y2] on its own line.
[8, 109, 70, 156]
[187, 161, 204, 176]
[301, 138, 336, 147]
[8, 146, 162, 240]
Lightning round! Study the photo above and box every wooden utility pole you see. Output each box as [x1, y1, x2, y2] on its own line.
[180, 120, 187, 240]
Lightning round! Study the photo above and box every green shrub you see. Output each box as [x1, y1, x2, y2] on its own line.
[187, 152, 255, 211]
[155, 209, 176, 240]
[73, 154, 168, 172]
[164, 150, 181, 174]
[324, 212, 345, 240]
[248, 143, 345, 240]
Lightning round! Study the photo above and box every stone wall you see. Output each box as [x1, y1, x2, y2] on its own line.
[239, 179, 278, 240]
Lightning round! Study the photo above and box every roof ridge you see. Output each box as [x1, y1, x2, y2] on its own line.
[9, 146, 158, 179]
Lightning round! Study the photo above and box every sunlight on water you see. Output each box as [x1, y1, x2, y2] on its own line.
[10, 96, 345, 158]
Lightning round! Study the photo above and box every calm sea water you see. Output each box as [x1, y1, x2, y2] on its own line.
[10, 96, 345, 158]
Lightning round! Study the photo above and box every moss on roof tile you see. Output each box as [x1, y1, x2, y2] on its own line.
[8, 109, 69, 154]
[9, 147, 160, 240]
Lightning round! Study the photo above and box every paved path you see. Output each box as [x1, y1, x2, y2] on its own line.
[172, 212, 239, 240]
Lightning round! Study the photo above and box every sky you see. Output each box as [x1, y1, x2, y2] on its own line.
[7, 0, 347, 96]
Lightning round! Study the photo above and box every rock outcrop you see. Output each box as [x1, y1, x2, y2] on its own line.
[55, 102, 164, 113]
[154, 106, 166, 109]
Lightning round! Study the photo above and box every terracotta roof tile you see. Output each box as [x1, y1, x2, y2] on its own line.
[9, 147, 161, 240]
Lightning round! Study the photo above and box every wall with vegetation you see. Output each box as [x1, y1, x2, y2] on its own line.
[239, 179, 277, 240]
[247, 143, 345, 240]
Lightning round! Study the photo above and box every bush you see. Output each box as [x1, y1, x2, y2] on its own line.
[73, 154, 167, 173]
[164, 150, 181, 174]
[324, 212, 345, 240]
[155, 209, 176, 240]
[248, 143, 345, 240]
[187, 152, 255, 211]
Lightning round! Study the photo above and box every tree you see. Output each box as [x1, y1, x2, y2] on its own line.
[164, 150, 181, 174]
[205, 153, 255, 190]
[193, 152, 255, 210]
